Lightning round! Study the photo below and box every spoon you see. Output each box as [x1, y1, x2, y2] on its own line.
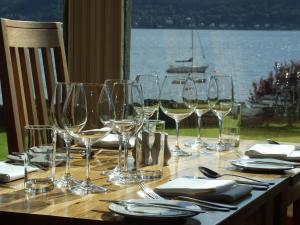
[267, 139, 300, 150]
[266, 139, 280, 145]
[198, 166, 274, 185]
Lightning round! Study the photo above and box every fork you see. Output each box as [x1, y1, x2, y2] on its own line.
[138, 182, 237, 211]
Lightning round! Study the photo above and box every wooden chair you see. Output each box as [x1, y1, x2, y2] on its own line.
[0, 18, 69, 153]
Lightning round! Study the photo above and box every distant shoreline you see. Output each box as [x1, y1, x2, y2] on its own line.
[132, 27, 300, 32]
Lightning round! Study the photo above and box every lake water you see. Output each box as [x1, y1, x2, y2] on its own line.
[130, 29, 300, 102]
[1, 29, 299, 104]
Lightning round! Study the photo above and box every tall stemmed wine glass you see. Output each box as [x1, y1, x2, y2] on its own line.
[160, 74, 197, 156]
[109, 81, 144, 185]
[50, 82, 79, 189]
[102, 79, 127, 180]
[184, 74, 209, 149]
[63, 83, 112, 195]
[135, 74, 160, 120]
[207, 75, 233, 151]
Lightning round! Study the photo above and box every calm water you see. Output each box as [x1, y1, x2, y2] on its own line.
[0, 29, 299, 104]
[130, 29, 300, 102]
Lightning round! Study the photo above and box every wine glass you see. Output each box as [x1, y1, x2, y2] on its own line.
[160, 74, 197, 156]
[102, 79, 127, 180]
[50, 82, 79, 189]
[109, 81, 144, 185]
[184, 74, 209, 149]
[135, 74, 160, 120]
[207, 75, 233, 151]
[63, 83, 112, 195]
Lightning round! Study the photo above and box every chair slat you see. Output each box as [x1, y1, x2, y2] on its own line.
[41, 48, 56, 99]
[21, 48, 39, 125]
[54, 47, 69, 83]
[12, 48, 27, 129]
[29, 48, 49, 125]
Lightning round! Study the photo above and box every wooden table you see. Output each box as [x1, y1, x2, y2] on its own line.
[0, 137, 298, 225]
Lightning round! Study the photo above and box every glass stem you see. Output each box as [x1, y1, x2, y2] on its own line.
[196, 115, 202, 142]
[117, 135, 123, 171]
[123, 137, 129, 172]
[85, 139, 91, 186]
[175, 120, 180, 149]
[218, 117, 223, 145]
[64, 134, 72, 179]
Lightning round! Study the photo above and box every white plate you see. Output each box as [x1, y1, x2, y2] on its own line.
[231, 159, 295, 171]
[108, 199, 201, 220]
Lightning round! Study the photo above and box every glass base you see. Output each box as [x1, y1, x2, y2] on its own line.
[184, 139, 208, 149]
[171, 146, 192, 157]
[70, 180, 108, 195]
[54, 176, 80, 189]
[109, 171, 139, 185]
[206, 143, 233, 152]
[105, 166, 122, 180]
[137, 170, 163, 180]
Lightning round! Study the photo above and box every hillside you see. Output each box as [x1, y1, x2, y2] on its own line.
[132, 0, 300, 30]
[0, 0, 63, 22]
[0, 0, 299, 30]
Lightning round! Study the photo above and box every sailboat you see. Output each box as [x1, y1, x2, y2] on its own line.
[166, 30, 208, 74]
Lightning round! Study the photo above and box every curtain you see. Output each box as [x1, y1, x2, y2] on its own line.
[67, 0, 124, 83]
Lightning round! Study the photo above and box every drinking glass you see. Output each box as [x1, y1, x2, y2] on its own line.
[109, 81, 144, 185]
[50, 82, 78, 189]
[24, 125, 56, 193]
[160, 74, 197, 156]
[184, 74, 209, 149]
[102, 79, 127, 180]
[63, 83, 112, 195]
[135, 74, 160, 120]
[207, 75, 233, 151]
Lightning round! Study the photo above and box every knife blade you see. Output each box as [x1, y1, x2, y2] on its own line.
[100, 200, 205, 213]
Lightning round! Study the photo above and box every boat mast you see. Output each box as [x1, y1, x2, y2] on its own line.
[191, 29, 194, 67]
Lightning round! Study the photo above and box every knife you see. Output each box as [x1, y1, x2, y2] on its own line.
[183, 176, 270, 187]
[175, 196, 238, 210]
[100, 200, 205, 213]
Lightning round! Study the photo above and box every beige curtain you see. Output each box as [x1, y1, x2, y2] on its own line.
[67, 0, 124, 83]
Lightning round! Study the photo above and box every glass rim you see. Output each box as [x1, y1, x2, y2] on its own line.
[71, 82, 104, 87]
[144, 119, 165, 124]
[24, 125, 53, 130]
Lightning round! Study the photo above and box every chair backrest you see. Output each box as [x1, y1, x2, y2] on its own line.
[0, 18, 69, 153]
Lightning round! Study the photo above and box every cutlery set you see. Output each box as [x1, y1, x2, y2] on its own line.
[267, 139, 300, 150]
[111, 164, 278, 214]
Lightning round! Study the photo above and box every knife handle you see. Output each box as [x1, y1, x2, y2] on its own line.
[236, 180, 269, 187]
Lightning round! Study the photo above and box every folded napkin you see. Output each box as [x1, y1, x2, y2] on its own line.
[7, 152, 66, 167]
[155, 177, 252, 203]
[0, 162, 38, 183]
[155, 177, 235, 196]
[200, 185, 252, 203]
[92, 134, 135, 149]
[245, 144, 300, 161]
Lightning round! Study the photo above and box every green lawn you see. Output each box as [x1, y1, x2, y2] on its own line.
[0, 128, 7, 160]
[167, 126, 300, 143]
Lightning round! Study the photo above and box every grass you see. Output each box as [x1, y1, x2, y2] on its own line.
[167, 125, 300, 143]
[0, 128, 7, 160]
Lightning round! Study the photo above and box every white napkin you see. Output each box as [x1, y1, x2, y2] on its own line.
[154, 177, 236, 196]
[0, 162, 38, 183]
[92, 134, 135, 149]
[245, 144, 300, 161]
